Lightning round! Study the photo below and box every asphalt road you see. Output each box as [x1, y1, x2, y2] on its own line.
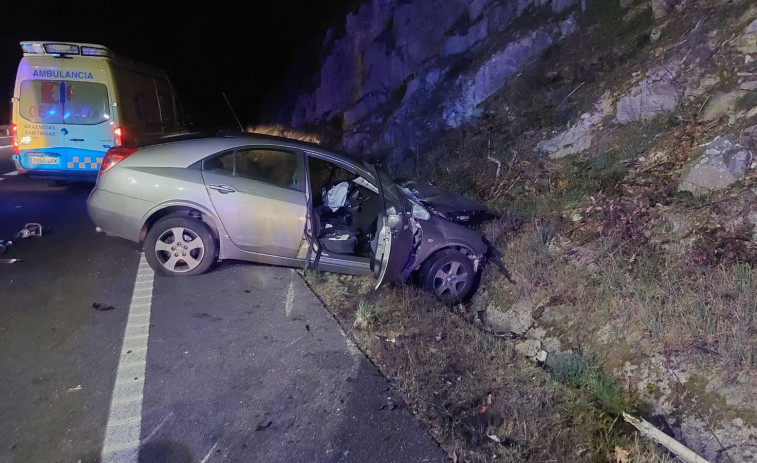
[0, 143, 449, 463]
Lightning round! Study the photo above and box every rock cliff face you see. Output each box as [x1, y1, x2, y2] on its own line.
[263, 0, 582, 173]
[262, 1, 757, 461]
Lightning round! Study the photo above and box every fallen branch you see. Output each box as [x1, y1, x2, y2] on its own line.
[697, 95, 711, 119]
[638, 160, 676, 174]
[622, 412, 710, 463]
[557, 82, 585, 108]
[503, 174, 521, 195]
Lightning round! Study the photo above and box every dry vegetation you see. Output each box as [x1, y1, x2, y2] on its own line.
[300, 270, 677, 462]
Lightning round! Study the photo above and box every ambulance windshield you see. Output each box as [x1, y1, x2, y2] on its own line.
[19, 80, 110, 125]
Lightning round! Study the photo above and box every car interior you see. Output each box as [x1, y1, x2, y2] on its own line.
[307, 157, 383, 259]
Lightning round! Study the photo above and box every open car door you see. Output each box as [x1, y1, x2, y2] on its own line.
[372, 166, 414, 290]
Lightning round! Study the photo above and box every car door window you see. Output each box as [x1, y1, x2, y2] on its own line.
[203, 151, 234, 175]
[236, 148, 299, 189]
[202, 148, 302, 190]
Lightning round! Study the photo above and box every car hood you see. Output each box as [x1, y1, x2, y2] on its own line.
[396, 178, 493, 226]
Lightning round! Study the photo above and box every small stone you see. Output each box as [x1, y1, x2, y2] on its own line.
[515, 339, 541, 358]
[650, 27, 662, 42]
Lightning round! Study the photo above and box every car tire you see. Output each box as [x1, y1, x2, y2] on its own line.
[419, 248, 476, 306]
[144, 216, 216, 277]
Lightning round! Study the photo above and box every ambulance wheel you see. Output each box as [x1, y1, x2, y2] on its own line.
[419, 249, 476, 306]
[144, 216, 215, 276]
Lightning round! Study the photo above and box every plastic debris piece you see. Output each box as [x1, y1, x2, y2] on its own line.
[14, 223, 51, 239]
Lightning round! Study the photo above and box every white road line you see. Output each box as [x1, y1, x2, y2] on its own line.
[3, 171, 18, 176]
[101, 253, 154, 463]
[285, 280, 295, 317]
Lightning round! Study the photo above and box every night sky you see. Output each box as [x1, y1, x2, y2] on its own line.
[1, 1, 355, 127]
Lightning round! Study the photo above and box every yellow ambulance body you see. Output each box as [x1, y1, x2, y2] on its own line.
[11, 41, 186, 182]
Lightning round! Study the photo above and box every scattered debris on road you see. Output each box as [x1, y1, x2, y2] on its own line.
[14, 223, 50, 239]
[255, 420, 272, 431]
[92, 302, 117, 311]
[0, 223, 51, 263]
[0, 239, 12, 253]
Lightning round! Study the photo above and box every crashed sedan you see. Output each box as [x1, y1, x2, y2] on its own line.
[86, 132, 499, 304]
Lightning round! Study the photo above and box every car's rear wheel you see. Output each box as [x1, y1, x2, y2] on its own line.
[144, 216, 215, 276]
[419, 249, 476, 306]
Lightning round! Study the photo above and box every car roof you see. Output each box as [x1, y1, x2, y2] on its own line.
[125, 130, 370, 173]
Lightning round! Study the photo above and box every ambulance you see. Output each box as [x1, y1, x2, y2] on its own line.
[10, 41, 187, 182]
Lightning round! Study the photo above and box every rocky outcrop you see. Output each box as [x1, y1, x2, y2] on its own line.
[735, 17, 757, 54]
[537, 92, 614, 159]
[269, 0, 582, 174]
[441, 27, 555, 128]
[679, 135, 755, 195]
[614, 66, 682, 123]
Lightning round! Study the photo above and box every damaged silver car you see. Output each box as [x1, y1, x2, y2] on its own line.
[86, 132, 501, 304]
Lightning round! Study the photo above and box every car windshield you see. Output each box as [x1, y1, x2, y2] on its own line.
[363, 161, 404, 206]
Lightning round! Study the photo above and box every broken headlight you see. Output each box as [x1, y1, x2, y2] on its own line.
[410, 202, 430, 220]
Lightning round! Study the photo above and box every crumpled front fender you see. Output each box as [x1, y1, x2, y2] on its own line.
[408, 216, 488, 276]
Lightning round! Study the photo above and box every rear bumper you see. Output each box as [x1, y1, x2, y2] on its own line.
[86, 189, 154, 242]
[19, 169, 97, 183]
[13, 151, 100, 182]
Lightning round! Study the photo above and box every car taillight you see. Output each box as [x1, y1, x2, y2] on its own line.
[99, 146, 138, 176]
[11, 123, 18, 155]
[113, 126, 123, 146]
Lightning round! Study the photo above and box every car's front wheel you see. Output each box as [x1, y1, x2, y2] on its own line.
[419, 248, 476, 306]
[144, 216, 216, 276]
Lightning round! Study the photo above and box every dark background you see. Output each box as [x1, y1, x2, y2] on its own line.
[1, 1, 357, 128]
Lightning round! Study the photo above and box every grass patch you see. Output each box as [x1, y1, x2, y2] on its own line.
[353, 299, 383, 329]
